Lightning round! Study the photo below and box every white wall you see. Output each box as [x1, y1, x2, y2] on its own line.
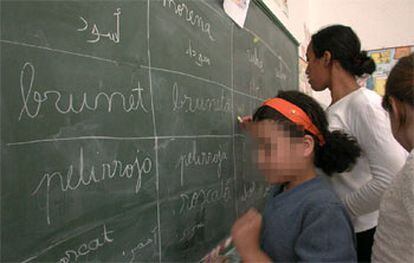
[308, 0, 414, 106]
[309, 0, 414, 50]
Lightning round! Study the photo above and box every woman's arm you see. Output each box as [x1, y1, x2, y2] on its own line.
[344, 104, 407, 216]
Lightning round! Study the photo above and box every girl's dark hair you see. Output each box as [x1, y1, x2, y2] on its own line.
[382, 53, 414, 125]
[311, 24, 376, 77]
[253, 90, 361, 176]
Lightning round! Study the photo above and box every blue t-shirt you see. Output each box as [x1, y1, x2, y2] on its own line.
[261, 176, 357, 262]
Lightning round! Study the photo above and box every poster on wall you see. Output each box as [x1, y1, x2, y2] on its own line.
[366, 46, 414, 96]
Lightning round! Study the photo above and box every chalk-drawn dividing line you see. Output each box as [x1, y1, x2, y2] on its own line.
[0, 39, 137, 67]
[147, 1, 163, 261]
[230, 23, 240, 217]
[6, 134, 235, 146]
[140, 65, 264, 102]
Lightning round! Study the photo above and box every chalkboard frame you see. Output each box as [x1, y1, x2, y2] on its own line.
[254, 0, 299, 47]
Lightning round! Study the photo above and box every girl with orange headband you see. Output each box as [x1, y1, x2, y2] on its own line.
[231, 91, 360, 262]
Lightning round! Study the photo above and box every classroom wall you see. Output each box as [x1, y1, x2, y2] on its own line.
[308, 0, 414, 106]
[263, 0, 414, 107]
[309, 0, 414, 50]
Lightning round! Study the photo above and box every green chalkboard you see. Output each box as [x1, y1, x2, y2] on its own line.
[0, 0, 298, 261]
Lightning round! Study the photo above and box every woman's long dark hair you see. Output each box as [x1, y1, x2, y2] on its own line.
[311, 24, 376, 77]
[253, 90, 361, 176]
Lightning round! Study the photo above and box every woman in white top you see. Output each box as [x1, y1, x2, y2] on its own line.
[305, 25, 407, 261]
[372, 53, 414, 262]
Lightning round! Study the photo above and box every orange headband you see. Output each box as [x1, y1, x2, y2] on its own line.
[262, 98, 325, 145]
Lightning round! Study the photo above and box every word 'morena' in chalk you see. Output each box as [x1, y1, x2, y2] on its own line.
[162, 0, 215, 41]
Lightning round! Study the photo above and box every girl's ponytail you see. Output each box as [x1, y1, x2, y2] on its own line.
[315, 130, 361, 176]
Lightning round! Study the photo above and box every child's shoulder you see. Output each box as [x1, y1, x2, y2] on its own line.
[271, 177, 344, 210]
[301, 178, 343, 208]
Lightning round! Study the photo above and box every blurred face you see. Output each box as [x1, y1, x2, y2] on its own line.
[250, 120, 307, 184]
[305, 43, 330, 91]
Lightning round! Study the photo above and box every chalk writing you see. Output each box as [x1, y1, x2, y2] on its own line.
[172, 82, 231, 113]
[179, 223, 204, 242]
[18, 62, 148, 121]
[274, 60, 287, 81]
[240, 182, 272, 202]
[249, 78, 261, 97]
[185, 39, 211, 67]
[57, 224, 114, 263]
[240, 181, 256, 202]
[176, 141, 228, 186]
[122, 226, 157, 263]
[246, 48, 264, 72]
[162, 0, 215, 41]
[32, 148, 153, 224]
[78, 8, 121, 43]
[179, 178, 232, 214]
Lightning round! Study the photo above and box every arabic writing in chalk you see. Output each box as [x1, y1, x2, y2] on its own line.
[77, 8, 121, 44]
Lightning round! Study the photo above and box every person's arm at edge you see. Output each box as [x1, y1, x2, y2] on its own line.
[344, 103, 407, 216]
